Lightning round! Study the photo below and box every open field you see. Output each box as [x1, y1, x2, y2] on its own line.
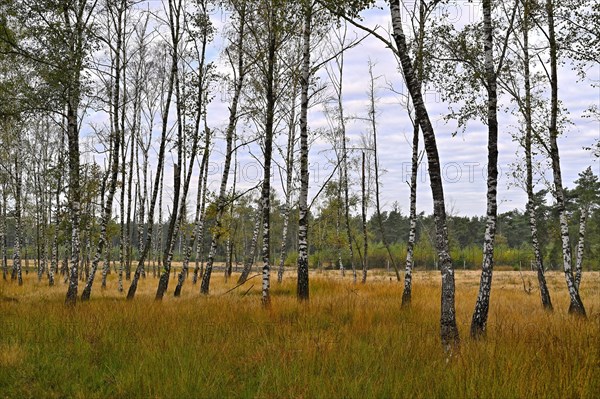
[0, 268, 599, 398]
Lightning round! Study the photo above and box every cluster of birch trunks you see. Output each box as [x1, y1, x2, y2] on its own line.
[0, 0, 598, 348]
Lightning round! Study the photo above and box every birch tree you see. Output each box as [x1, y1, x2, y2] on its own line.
[571, 167, 600, 290]
[401, 0, 430, 307]
[296, 0, 313, 300]
[0, 0, 98, 303]
[545, 0, 585, 316]
[81, 0, 129, 300]
[156, 0, 213, 300]
[200, 0, 248, 295]
[127, 30, 176, 301]
[501, 0, 553, 309]
[367, 61, 400, 282]
[324, 22, 355, 281]
[469, 0, 504, 338]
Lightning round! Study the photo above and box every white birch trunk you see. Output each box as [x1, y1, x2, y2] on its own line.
[470, 0, 499, 338]
[297, 2, 312, 300]
[522, 0, 552, 310]
[545, 0, 585, 316]
[574, 208, 588, 291]
[402, 121, 419, 306]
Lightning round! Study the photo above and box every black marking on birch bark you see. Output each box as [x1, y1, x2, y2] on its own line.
[297, 3, 312, 301]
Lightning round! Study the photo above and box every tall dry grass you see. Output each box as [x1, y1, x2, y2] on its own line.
[0, 268, 598, 398]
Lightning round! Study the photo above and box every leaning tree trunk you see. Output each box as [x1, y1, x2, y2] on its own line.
[237, 204, 262, 284]
[126, 46, 174, 300]
[296, 2, 312, 301]
[192, 154, 209, 285]
[80, 106, 121, 300]
[199, 4, 246, 295]
[545, 0, 585, 316]
[470, 0, 499, 338]
[174, 127, 210, 297]
[156, 58, 204, 299]
[199, 120, 239, 295]
[81, 4, 123, 299]
[155, 56, 187, 300]
[522, 0, 552, 310]
[389, 0, 459, 348]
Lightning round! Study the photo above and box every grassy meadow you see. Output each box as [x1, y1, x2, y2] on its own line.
[0, 266, 598, 398]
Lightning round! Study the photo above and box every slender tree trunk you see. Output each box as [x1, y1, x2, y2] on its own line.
[80, 119, 120, 300]
[360, 152, 368, 283]
[331, 25, 355, 282]
[35, 170, 43, 282]
[81, 1, 124, 299]
[49, 181, 59, 287]
[126, 38, 175, 300]
[237, 204, 262, 284]
[156, 55, 203, 299]
[402, 1, 426, 306]
[200, 3, 247, 295]
[545, 0, 585, 316]
[12, 153, 23, 286]
[65, 94, 82, 305]
[471, 0, 499, 338]
[1, 187, 6, 281]
[522, 0, 552, 310]
[574, 207, 588, 291]
[389, 0, 459, 348]
[336, 168, 344, 276]
[175, 128, 210, 296]
[278, 89, 297, 283]
[118, 123, 126, 292]
[402, 121, 419, 306]
[225, 139, 238, 281]
[368, 63, 400, 281]
[138, 147, 147, 274]
[126, 112, 136, 282]
[155, 16, 186, 299]
[192, 154, 209, 285]
[260, 18, 276, 305]
[297, 2, 311, 301]
[157, 170, 165, 278]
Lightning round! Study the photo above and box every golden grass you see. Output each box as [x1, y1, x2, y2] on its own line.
[0, 267, 598, 398]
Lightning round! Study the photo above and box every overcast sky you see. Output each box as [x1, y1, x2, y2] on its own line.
[88, 1, 599, 218]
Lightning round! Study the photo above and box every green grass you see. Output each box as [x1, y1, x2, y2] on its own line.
[0, 269, 598, 398]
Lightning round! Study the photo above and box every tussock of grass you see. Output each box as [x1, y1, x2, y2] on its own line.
[0, 269, 598, 398]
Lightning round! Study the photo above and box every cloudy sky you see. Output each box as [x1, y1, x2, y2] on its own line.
[94, 1, 599, 219]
